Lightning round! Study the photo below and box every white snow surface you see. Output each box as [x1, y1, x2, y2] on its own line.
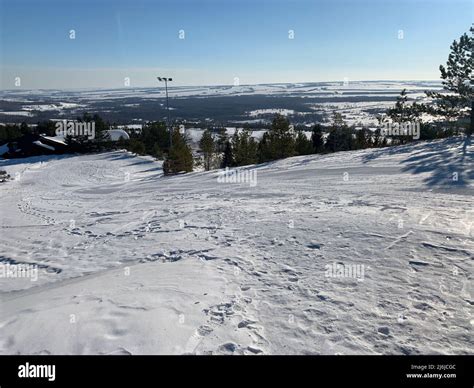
[0, 137, 472, 355]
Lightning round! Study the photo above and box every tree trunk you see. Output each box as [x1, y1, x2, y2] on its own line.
[470, 100, 473, 136]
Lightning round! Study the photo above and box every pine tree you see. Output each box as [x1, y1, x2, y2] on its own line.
[129, 139, 146, 155]
[387, 89, 421, 122]
[261, 114, 296, 161]
[387, 89, 409, 123]
[372, 128, 382, 148]
[232, 129, 258, 166]
[425, 27, 473, 134]
[386, 89, 422, 144]
[216, 127, 228, 153]
[142, 121, 170, 154]
[355, 128, 371, 149]
[325, 112, 353, 152]
[152, 143, 163, 159]
[311, 124, 324, 153]
[258, 132, 272, 163]
[295, 131, 313, 155]
[92, 113, 109, 143]
[163, 129, 193, 175]
[221, 140, 234, 168]
[199, 129, 215, 171]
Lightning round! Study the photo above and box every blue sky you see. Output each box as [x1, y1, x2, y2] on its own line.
[0, 0, 472, 89]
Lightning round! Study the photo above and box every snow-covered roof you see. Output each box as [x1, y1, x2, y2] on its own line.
[33, 141, 55, 151]
[41, 136, 68, 146]
[107, 129, 130, 141]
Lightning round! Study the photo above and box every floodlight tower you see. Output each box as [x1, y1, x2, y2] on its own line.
[157, 76, 173, 147]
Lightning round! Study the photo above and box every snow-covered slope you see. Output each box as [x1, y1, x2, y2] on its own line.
[0, 137, 472, 355]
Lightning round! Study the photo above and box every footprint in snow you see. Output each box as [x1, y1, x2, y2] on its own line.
[307, 243, 323, 249]
[218, 342, 239, 354]
[197, 325, 213, 336]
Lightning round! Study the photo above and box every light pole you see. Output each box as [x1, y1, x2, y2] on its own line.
[157, 76, 173, 147]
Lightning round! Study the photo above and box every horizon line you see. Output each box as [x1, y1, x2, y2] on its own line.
[0, 79, 443, 93]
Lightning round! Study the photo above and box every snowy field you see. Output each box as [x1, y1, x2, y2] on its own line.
[0, 137, 472, 355]
[0, 80, 441, 100]
[0, 81, 441, 126]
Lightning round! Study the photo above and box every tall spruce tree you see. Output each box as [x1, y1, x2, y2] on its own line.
[91, 113, 109, 143]
[199, 129, 215, 171]
[163, 129, 193, 175]
[295, 131, 313, 155]
[142, 121, 170, 154]
[232, 129, 258, 166]
[425, 26, 473, 134]
[325, 112, 353, 152]
[258, 132, 272, 163]
[261, 114, 296, 161]
[221, 140, 234, 168]
[354, 128, 371, 149]
[216, 127, 228, 153]
[311, 124, 324, 153]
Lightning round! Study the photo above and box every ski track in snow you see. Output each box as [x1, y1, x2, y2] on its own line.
[0, 137, 472, 355]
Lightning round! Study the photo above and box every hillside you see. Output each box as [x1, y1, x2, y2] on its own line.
[0, 137, 472, 355]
